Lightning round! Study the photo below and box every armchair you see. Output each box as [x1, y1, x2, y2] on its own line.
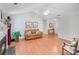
[62, 39, 78, 55]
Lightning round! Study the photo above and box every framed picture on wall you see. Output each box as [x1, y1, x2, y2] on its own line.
[25, 22, 32, 28]
[25, 21, 38, 29]
[33, 22, 38, 28]
[49, 23, 53, 28]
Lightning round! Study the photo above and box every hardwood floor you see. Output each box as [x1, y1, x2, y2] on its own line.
[10, 34, 70, 55]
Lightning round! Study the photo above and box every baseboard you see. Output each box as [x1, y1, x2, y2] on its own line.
[19, 36, 25, 39]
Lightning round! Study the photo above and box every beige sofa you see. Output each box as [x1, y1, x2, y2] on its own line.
[24, 29, 42, 40]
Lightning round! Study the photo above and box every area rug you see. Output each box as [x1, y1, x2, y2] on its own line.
[4, 46, 16, 55]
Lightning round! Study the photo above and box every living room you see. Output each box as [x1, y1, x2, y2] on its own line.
[0, 3, 79, 55]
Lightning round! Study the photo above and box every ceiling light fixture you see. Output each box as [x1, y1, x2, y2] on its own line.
[43, 10, 50, 15]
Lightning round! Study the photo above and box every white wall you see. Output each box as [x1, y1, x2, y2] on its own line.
[11, 13, 57, 38]
[42, 19, 55, 34]
[11, 13, 43, 38]
[57, 4, 79, 41]
[42, 19, 48, 34]
[57, 15, 71, 40]
[3, 3, 79, 41]
[42, 18, 58, 35]
[47, 19, 58, 34]
[0, 12, 1, 21]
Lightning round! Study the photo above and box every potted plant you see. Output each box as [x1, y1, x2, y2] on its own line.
[12, 32, 21, 41]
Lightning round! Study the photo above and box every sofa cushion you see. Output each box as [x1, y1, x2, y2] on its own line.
[71, 40, 77, 47]
[36, 30, 40, 34]
[26, 31, 31, 36]
[31, 29, 39, 34]
[31, 30, 36, 34]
